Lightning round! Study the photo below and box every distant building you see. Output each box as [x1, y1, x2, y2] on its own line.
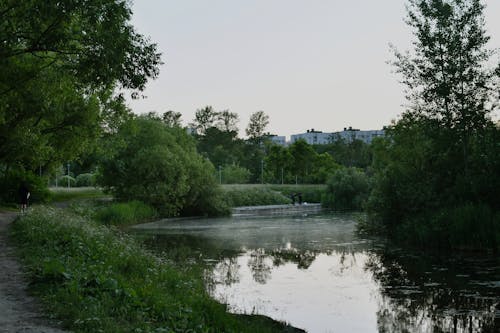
[290, 129, 332, 145]
[290, 127, 385, 145]
[267, 135, 287, 146]
[331, 127, 385, 144]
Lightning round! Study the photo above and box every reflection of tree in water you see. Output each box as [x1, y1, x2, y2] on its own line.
[270, 248, 318, 269]
[207, 257, 241, 292]
[248, 249, 273, 284]
[366, 249, 500, 333]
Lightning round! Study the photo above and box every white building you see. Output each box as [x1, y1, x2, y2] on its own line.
[290, 127, 385, 145]
[290, 129, 332, 145]
[331, 127, 385, 144]
[267, 135, 287, 146]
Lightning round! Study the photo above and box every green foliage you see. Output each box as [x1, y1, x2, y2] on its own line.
[59, 175, 76, 188]
[221, 164, 251, 184]
[49, 187, 107, 203]
[99, 117, 229, 217]
[313, 138, 372, 169]
[266, 185, 327, 203]
[93, 201, 158, 226]
[246, 111, 269, 140]
[10, 207, 294, 333]
[75, 173, 96, 187]
[395, 204, 500, 250]
[367, 0, 500, 251]
[0, 0, 161, 178]
[0, 168, 50, 204]
[222, 187, 291, 207]
[322, 168, 371, 211]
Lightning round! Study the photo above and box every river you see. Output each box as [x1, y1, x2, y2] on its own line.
[133, 213, 500, 333]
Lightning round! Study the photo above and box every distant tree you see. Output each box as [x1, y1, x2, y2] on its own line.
[217, 110, 239, 133]
[162, 111, 183, 127]
[190, 106, 218, 135]
[246, 111, 269, 140]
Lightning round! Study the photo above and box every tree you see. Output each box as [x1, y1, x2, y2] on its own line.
[190, 106, 218, 135]
[0, 0, 161, 183]
[368, 0, 500, 249]
[245, 111, 269, 140]
[217, 110, 239, 133]
[98, 117, 228, 217]
[391, 0, 496, 175]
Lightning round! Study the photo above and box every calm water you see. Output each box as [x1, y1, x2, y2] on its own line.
[133, 213, 500, 333]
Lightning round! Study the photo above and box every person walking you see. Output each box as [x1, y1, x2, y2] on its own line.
[18, 182, 30, 213]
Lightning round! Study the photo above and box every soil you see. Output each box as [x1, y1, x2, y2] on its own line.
[0, 211, 67, 333]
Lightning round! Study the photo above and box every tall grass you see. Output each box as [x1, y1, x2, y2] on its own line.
[93, 200, 158, 226]
[49, 187, 108, 202]
[10, 207, 299, 333]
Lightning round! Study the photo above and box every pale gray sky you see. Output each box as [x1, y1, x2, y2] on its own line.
[127, 1, 500, 138]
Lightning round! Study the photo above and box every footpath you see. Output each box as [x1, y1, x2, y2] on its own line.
[0, 211, 67, 333]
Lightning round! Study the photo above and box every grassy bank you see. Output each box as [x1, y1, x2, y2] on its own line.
[10, 206, 299, 333]
[49, 187, 109, 202]
[222, 184, 326, 207]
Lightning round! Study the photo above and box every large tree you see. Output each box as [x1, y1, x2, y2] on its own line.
[391, 0, 497, 175]
[245, 111, 269, 141]
[0, 0, 161, 173]
[368, 0, 500, 249]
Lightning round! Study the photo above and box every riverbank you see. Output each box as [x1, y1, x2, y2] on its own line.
[0, 211, 67, 333]
[9, 206, 303, 333]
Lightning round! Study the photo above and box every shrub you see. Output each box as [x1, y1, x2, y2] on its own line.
[98, 117, 229, 217]
[93, 201, 158, 226]
[59, 175, 76, 187]
[222, 187, 291, 207]
[0, 168, 50, 204]
[322, 167, 371, 210]
[75, 173, 96, 187]
[221, 164, 251, 184]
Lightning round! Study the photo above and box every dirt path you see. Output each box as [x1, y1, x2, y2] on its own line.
[0, 211, 68, 333]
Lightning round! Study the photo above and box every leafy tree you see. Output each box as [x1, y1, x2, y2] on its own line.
[322, 167, 371, 210]
[190, 106, 218, 135]
[221, 164, 251, 184]
[368, 0, 500, 249]
[99, 117, 228, 217]
[217, 110, 239, 133]
[245, 111, 269, 141]
[0, 0, 161, 190]
[391, 0, 496, 175]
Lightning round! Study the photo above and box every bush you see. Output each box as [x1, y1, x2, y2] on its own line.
[268, 184, 326, 203]
[0, 168, 50, 204]
[322, 167, 371, 210]
[221, 164, 251, 184]
[222, 187, 291, 207]
[93, 201, 157, 226]
[98, 117, 229, 217]
[75, 173, 96, 187]
[59, 175, 76, 187]
[394, 203, 500, 250]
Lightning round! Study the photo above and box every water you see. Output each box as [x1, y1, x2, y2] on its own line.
[133, 213, 500, 333]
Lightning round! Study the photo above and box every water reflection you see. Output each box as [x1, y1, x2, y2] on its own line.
[133, 214, 500, 333]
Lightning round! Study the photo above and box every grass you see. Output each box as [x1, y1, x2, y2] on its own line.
[10, 206, 301, 333]
[49, 187, 109, 202]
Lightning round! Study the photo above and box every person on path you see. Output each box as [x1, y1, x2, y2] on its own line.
[18, 182, 30, 213]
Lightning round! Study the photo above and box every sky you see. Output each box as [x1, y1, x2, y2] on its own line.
[127, 0, 500, 138]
